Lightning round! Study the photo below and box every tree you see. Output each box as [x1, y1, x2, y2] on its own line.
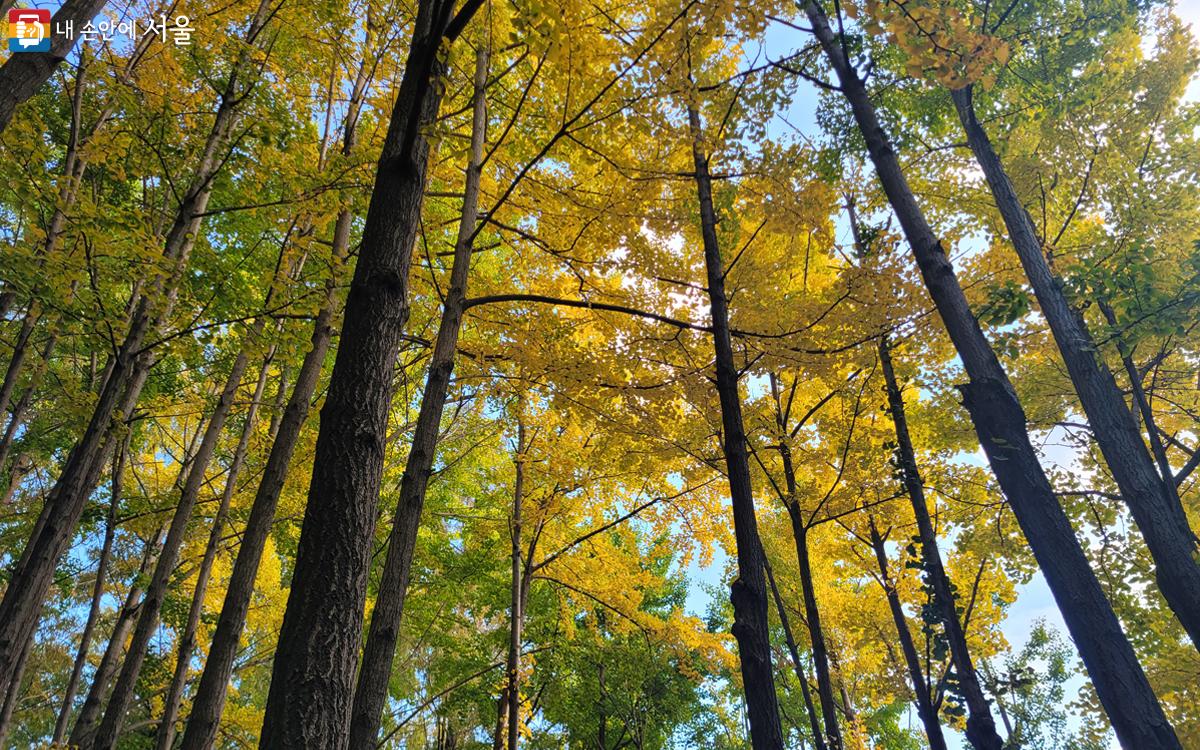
[258, 0, 486, 745]
[796, 0, 1181, 745]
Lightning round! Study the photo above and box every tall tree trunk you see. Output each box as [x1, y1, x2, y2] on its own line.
[876, 334, 1003, 750]
[0, 327, 58, 475]
[1098, 301, 1178, 488]
[764, 561, 828, 750]
[866, 517, 948, 750]
[801, 4, 1179, 745]
[69, 524, 166, 746]
[492, 464, 535, 750]
[3, 356, 147, 722]
[767, 375, 841, 750]
[492, 576, 534, 750]
[951, 85, 1200, 648]
[687, 104, 785, 750]
[0, 305, 38, 423]
[153, 350, 274, 750]
[784, 503, 843, 750]
[491, 688, 509, 750]
[0, 0, 108, 132]
[0, 0, 269, 690]
[50, 437, 127, 746]
[258, 0, 483, 745]
[177, 31, 372, 744]
[87, 340, 257, 750]
[349, 43, 489, 748]
[176, 275, 340, 750]
[178, 36, 373, 740]
[0, 622, 33, 748]
[507, 423, 525, 750]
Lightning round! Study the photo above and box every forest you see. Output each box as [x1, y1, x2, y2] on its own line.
[0, 0, 1198, 746]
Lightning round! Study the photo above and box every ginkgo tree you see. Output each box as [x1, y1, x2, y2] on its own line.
[0, 0, 1198, 747]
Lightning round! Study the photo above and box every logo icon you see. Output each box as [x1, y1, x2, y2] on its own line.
[8, 8, 51, 52]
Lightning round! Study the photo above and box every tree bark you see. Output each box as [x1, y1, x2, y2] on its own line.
[3, 354, 147, 709]
[687, 104, 785, 750]
[876, 334, 1002, 750]
[866, 517, 948, 750]
[784, 502, 844, 750]
[176, 275, 340, 750]
[0, 0, 107, 132]
[179, 33, 374, 746]
[50, 437, 127, 746]
[153, 350, 274, 750]
[0, 621, 32, 748]
[491, 688, 509, 750]
[767, 375, 842, 750]
[801, 4, 1179, 745]
[0, 0, 268, 692]
[951, 84, 1200, 648]
[0, 305, 38, 424]
[88, 340, 256, 749]
[0, 327, 57, 475]
[507, 423, 525, 750]
[764, 561, 828, 750]
[258, 0, 483, 745]
[69, 524, 166, 746]
[348, 43, 489, 748]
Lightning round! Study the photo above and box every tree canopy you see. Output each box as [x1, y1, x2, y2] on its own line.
[0, 0, 1198, 747]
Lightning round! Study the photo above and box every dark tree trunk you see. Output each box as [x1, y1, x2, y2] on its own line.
[951, 85, 1200, 648]
[0, 0, 107, 132]
[1, 352, 148, 705]
[687, 104, 785, 750]
[0, 327, 57, 475]
[1098, 301, 1178, 488]
[154, 350, 273, 750]
[176, 277, 339, 750]
[0, 324, 147, 701]
[349, 43, 489, 748]
[765, 561, 828, 750]
[491, 688, 508, 750]
[69, 524, 165, 746]
[507, 425, 525, 750]
[87, 340, 255, 750]
[784, 502, 843, 750]
[50, 438, 127, 746]
[0, 622, 32, 748]
[257, 0, 482, 744]
[866, 517, 948, 750]
[767, 376, 841, 750]
[0, 306, 37, 423]
[180, 27, 372, 750]
[801, 3, 1179, 745]
[0, 0, 265, 689]
[876, 335, 1002, 750]
[492, 439, 534, 750]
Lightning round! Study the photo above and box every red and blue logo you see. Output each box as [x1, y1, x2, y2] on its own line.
[8, 8, 51, 52]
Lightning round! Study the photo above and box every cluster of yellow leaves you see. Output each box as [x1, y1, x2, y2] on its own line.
[846, 0, 1011, 88]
